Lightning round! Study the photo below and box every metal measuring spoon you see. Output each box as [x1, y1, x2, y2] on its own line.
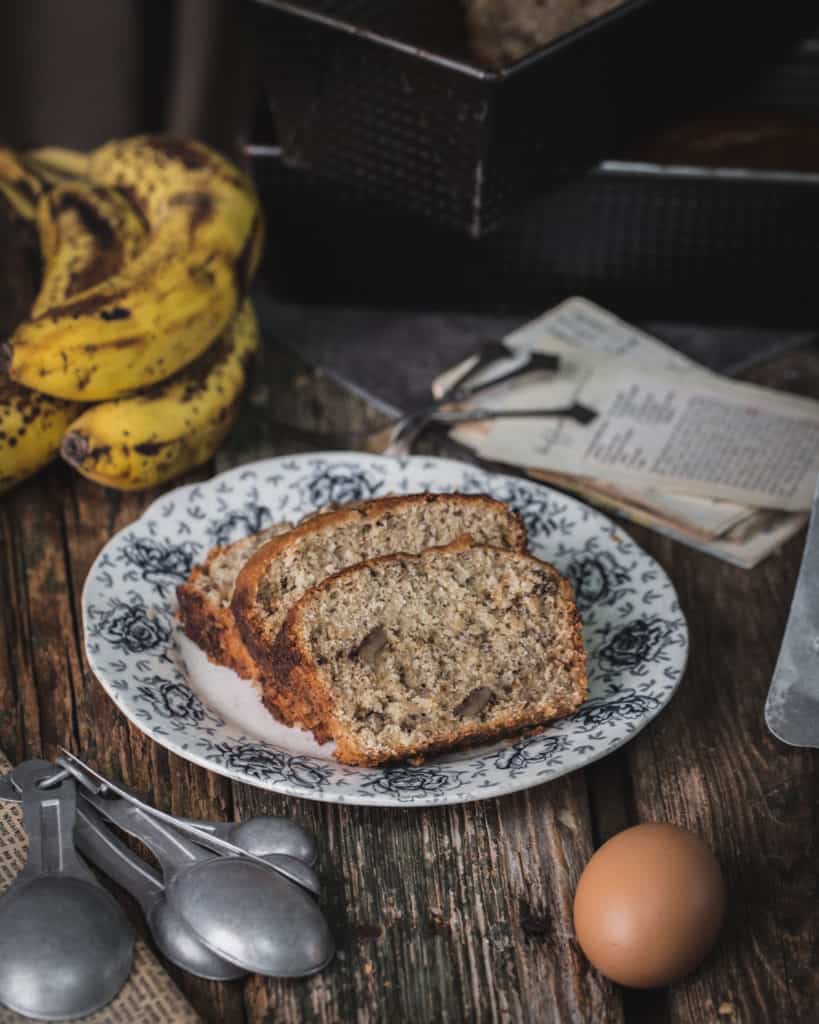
[179, 831, 319, 897]
[80, 788, 334, 978]
[178, 815, 318, 867]
[0, 772, 19, 803]
[376, 341, 561, 455]
[0, 770, 317, 979]
[2, 767, 319, 893]
[74, 801, 247, 982]
[0, 760, 134, 1021]
[58, 751, 319, 894]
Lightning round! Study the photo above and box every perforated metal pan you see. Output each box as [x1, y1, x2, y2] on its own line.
[252, 0, 818, 236]
[249, 146, 819, 323]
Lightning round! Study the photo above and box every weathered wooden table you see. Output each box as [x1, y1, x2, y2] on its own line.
[1, 337, 817, 1024]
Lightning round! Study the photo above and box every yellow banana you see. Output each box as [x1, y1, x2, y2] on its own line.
[0, 179, 36, 222]
[0, 148, 48, 210]
[1, 144, 91, 220]
[61, 299, 259, 491]
[32, 182, 148, 316]
[4, 135, 264, 402]
[0, 144, 88, 210]
[0, 164, 82, 492]
[27, 146, 90, 180]
[0, 148, 149, 494]
[0, 377, 81, 493]
[0, 180, 149, 493]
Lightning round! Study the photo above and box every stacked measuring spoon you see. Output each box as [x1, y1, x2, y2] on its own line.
[0, 754, 334, 1021]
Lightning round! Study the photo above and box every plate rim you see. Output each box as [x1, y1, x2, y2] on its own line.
[81, 451, 689, 807]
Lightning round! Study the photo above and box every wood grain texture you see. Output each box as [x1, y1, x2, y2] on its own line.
[619, 349, 819, 1024]
[0, 336, 817, 1023]
[235, 777, 617, 1024]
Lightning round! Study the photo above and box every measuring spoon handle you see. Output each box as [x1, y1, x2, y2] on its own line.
[74, 803, 163, 915]
[12, 760, 90, 882]
[0, 771, 20, 803]
[174, 817, 229, 839]
[264, 854, 321, 898]
[59, 752, 316, 890]
[79, 791, 212, 876]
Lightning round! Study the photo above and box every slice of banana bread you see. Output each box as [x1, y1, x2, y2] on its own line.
[268, 539, 587, 765]
[177, 523, 291, 678]
[231, 493, 527, 713]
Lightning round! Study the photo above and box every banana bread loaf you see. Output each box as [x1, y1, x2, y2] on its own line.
[231, 492, 527, 716]
[177, 522, 291, 678]
[268, 539, 587, 765]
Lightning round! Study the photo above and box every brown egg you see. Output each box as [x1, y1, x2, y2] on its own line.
[573, 823, 725, 988]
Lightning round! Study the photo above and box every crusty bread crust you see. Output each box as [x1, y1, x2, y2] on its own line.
[177, 556, 260, 680]
[266, 539, 587, 766]
[177, 520, 297, 678]
[260, 641, 336, 745]
[231, 492, 527, 677]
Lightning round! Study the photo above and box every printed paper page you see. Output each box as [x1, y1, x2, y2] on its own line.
[433, 295, 698, 400]
[435, 297, 708, 501]
[456, 358, 819, 511]
[530, 469, 754, 539]
[577, 366, 819, 509]
[505, 296, 698, 367]
[436, 297, 750, 536]
[537, 473, 807, 569]
[690, 511, 807, 569]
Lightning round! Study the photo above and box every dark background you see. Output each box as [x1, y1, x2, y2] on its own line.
[3, 0, 819, 326]
[0, 0, 252, 154]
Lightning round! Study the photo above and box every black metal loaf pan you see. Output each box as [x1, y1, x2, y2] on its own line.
[252, 150, 819, 324]
[251, 0, 818, 236]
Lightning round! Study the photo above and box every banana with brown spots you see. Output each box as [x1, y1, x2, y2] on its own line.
[0, 148, 50, 221]
[0, 144, 90, 216]
[0, 376, 81, 492]
[0, 156, 84, 492]
[3, 135, 264, 402]
[31, 182, 148, 317]
[26, 146, 90, 181]
[61, 298, 259, 491]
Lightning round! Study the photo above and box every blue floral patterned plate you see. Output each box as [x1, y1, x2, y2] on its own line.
[82, 453, 688, 807]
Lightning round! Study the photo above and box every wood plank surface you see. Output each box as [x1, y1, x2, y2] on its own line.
[0, 337, 816, 1024]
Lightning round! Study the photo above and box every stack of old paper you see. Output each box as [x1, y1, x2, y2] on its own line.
[433, 298, 816, 568]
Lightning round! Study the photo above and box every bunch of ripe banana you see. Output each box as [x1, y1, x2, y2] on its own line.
[0, 136, 264, 492]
